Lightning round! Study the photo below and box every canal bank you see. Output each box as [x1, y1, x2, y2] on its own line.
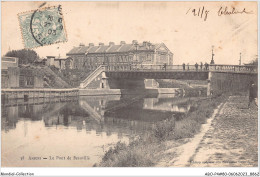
[188, 96, 258, 167]
[78, 88, 183, 96]
[98, 94, 257, 167]
[97, 94, 225, 167]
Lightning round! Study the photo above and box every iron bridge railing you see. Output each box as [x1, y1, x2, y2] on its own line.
[101, 64, 257, 73]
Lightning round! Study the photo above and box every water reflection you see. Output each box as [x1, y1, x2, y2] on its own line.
[2, 94, 193, 166]
[2, 94, 193, 134]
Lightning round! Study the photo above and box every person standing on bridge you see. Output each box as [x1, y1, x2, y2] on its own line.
[187, 63, 189, 70]
[204, 62, 209, 70]
[200, 62, 203, 70]
[248, 82, 257, 108]
[162, 63, 167, 71]
[182, 63, 185, 70]
[195, 63, 199, 71]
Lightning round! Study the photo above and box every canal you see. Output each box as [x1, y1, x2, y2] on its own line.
[1, 93, 198, 167]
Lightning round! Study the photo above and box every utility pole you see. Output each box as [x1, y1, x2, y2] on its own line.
[210, 45, 215, 64]
[239, 52, 242, 65]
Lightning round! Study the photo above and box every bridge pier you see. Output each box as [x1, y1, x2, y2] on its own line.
[101, 72, 110, 89]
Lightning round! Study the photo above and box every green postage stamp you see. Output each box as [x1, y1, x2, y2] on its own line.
[18, 5, 67, 48]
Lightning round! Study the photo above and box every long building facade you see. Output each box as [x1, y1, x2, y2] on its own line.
[66, 40, 173, 70]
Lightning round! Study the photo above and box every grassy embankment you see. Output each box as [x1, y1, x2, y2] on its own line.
[97, 94, 226, 167]
[49, 66, 92, 87]
[20, 65, 70, 88]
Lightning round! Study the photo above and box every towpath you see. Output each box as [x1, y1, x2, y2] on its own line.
[189, 96, 258, 167]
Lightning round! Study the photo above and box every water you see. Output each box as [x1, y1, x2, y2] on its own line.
[1, 94, 193, 167]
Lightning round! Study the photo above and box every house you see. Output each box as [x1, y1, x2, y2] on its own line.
[1, 57, 44, 88]
[45, 56, 73, 70]
[1, 57, 19, 88]
[66, 40, 173, 70]
[34, 58, 47, 66]
[1, 56, 19, 70]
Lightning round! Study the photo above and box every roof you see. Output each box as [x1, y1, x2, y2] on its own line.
[2, 56, 18, 62]
[66, 41, 170, 55]
[35, 58, 47, 62]
[46, 56, 72, 60]
[1, 57, 19, 70]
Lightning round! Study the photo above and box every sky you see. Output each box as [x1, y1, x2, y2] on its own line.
[1, 1, 258, 65]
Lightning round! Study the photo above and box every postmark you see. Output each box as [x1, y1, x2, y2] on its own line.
[18, 5, 67, 48]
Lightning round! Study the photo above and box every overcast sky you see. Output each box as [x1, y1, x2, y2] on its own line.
[1, 1, 258, 65]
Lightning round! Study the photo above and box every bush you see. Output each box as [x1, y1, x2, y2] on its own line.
[100, 141, 154, 167]
[153, 119, 175, 141]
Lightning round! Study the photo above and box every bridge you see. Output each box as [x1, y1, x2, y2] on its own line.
[1, 64, 257, 100]
[79, 64, 257, 96]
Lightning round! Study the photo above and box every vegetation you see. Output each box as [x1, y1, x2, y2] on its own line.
[42, 66, 71, 88]
[98, 94, 225, 167]
[19, 65, 70, 88]
[5, 49, 40, 65]
[247, 57, 258, 66]
[49, 66, 92, 87]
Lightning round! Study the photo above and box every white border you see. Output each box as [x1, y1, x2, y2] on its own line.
[0, 0, 259, 176]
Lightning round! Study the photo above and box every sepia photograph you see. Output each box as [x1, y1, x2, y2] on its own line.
[1, 1, 258, 175]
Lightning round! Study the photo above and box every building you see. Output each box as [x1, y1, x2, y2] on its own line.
[45, 56, 73, 70]
[66, 40, 173, 70]
[1, 56, 44, 88]
[19, 67, 44, 88]
[1, 57, 19, 88]
[1, 56, 19, 70]
[34, 58, 47, 66]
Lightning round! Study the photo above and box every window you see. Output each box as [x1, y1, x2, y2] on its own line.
[26, 76, 34, 86]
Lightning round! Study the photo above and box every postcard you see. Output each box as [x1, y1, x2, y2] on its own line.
[1, 1, 258, 175]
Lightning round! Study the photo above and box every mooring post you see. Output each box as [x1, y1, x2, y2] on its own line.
[207, 72, 212, 97]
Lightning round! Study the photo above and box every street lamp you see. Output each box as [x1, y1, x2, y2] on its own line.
[210, 45, 215, 64]
[239, 53, 242, 65]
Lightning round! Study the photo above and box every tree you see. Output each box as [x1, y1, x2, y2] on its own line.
[247, 55, 258, 65]
[5, 49, 40, 65]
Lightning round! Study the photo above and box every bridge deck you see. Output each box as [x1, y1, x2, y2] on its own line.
[104, 64, 257, 73]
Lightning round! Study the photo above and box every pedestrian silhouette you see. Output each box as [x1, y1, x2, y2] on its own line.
[248, 82, 257, 108]
[195, 63, 198, 71]
[182, 63, 185, 70]
[162, 63, 167, 71]
[204, 62, 209, 70]
[200, 62, 203, 70]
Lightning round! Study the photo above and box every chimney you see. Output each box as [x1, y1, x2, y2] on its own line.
[132, 40, 138, 44]
[120, 41, 126, 45]
[79, 43, 85, 47]
[109, 42, 115, 46]
[99, 42, 104, 46]
[89, 43, 94, 47]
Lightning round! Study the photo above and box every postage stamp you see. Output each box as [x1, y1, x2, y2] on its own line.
[18, 5, 67, 48]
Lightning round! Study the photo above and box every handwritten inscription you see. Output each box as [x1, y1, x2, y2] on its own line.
[186, 6, 253, 21]
[218, 6, 253, 16]
[186, 6, 209, 21]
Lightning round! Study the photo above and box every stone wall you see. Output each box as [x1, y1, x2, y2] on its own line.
[8, 67, 20, 88]
[107, 78, 145, 89]
[210, 72, 258, 95]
